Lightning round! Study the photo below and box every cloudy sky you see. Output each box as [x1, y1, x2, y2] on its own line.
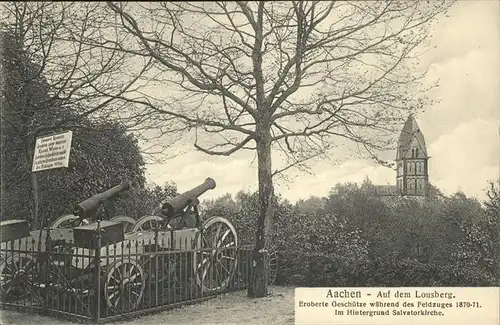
[145, 1, 499, 203]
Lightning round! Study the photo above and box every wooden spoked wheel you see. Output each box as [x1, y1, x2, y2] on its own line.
[194, 216, 238, 294]
[131, 215, 164, 232]
[50, 214, 81, 228]
[110, 216, 136, 233]
[0, 253, 39, 302]
[268, 247, 278, 285]
[103, 259, 145, 311]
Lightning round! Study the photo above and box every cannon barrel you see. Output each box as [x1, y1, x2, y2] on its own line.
[75, 182, 130, 220]
[160, 177, 216, 218]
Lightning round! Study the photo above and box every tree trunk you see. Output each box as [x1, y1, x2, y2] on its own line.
[248, 131, 274, 298]
[31, 172, 39, 229]
[248, 2, 273, 298]
[25, 137, 39, 230]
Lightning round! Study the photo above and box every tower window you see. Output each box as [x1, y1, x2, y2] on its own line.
[415, 148, 419, 158]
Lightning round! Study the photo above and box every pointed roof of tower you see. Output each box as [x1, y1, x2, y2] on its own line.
[396, 114, 427, 160]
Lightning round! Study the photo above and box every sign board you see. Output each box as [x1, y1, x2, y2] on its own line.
[295, 287, 500, 325]
[32, 131, 73, 172]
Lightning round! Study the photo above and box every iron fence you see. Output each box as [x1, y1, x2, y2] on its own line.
[0, 224, 254, 323]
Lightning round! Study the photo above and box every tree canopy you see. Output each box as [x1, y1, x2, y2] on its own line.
[0, 29, 147, 227]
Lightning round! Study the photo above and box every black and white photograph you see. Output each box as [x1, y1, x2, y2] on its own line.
[0, 1, 498, 324]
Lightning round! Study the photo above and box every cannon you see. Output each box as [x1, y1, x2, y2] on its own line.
[50, 182, 131, 229]
[75, 182, 130, 221]
[43, 177, 240, 313]
[0, 182, 131, 302]
[160, 177, 215, 218]
[20, 182, 132, 249]
[0, 181, 130, 255]
[131, 177, 216, 232]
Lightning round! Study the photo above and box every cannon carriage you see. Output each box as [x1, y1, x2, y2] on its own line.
[0, 177, 257, 315]
[43, 177, 240, 313]
[0, 182, 131, 302]
[0, 181, 131, 251]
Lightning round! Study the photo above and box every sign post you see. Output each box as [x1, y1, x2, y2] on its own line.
[31, 131, 73, 230]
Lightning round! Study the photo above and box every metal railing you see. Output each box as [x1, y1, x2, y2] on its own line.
[0, 223, 254, 323]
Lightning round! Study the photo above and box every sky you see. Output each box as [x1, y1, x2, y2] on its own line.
[145, 0, 500, 203]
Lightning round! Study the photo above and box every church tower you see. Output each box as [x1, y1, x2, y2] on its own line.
[396, 115, 429, 197]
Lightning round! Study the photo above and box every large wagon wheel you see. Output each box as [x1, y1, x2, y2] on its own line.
[131, 215, 164, 232]
[0, 253, 39, 302]
[194, 216, 238, 294]
[50, 214, 81, 228]
[110, 216, 136, 233]
[268, 246, 278, 285]
[103, 259, 145, 311]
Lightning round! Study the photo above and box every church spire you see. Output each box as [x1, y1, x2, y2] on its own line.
[396, 114, 429, 197]
[396, 114, 427, 160]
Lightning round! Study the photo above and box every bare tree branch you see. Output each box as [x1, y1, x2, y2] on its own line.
[1, 2, 152, 141]
[65, 1, 454, 291]
[93, 1, 451, 169]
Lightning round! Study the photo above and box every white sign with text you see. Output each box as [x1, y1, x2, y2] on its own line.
[295, 287, 500, 325]
[32, 131, 73, 172]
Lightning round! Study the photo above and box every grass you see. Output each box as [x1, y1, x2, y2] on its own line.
[0, 286, 295, 325]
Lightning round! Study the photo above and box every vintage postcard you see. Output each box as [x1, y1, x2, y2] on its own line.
[0, 1, 498, 325]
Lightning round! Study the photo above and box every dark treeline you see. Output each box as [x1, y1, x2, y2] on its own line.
[0, 29, 178, 227]
[202, 178, 500, 287]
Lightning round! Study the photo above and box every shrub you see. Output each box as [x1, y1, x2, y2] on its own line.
[201, 179, 499, 288]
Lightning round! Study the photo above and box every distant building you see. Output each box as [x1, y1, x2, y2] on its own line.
[374, 114, 429, 198]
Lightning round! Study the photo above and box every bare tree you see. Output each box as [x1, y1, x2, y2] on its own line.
[1, 2, 152, 228]
[96, 1, 452, 297]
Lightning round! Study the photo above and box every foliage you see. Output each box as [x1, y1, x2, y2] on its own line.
[485, 179, 500, 214]
[203, 191, 285, 246]
[112, 182, 179, 220]
[275, 212, 370, 287]
[1, 2, 148, 136]
[1, 31, 52, 223]
[0, 30, 148, 226]
[37, 120, 146, 220]
[204, 178, 499, 287]
[353, 257, 497, 287]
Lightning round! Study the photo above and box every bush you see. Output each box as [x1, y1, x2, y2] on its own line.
[201, 179, 499, 288]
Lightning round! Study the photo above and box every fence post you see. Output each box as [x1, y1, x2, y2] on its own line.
[43, 224, 51, 309]
[94, 219, 102, 323]
[199, 227, 203, 299]
[154, 220, 159, 307]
